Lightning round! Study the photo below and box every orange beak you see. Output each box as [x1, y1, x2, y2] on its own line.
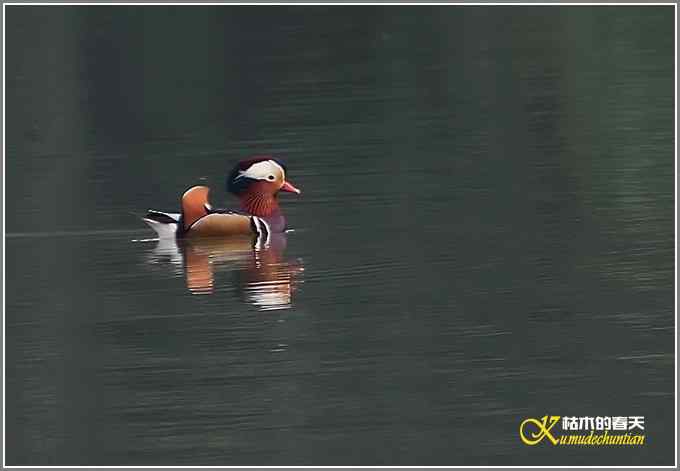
[280, 180, 301, 195]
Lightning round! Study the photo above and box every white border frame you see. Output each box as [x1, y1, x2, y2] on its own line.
[1, 2, 677, 469]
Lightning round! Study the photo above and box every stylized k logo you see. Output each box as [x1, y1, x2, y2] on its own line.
[519, 415, 560, 445]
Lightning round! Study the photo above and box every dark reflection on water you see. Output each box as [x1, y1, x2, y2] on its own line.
[145, 232, 304, 307]
[5, 5, 675, 466]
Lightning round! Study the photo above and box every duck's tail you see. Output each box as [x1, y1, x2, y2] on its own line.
[142, 210, 181, 239]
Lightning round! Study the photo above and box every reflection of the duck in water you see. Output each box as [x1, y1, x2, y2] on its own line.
[148, 232, 304, 310]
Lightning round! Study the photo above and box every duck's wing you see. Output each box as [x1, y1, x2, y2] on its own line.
[142, 210, 180, 238]
[144, 210, 181, 223]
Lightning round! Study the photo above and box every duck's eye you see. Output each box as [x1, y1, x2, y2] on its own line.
[267, 175, 275, 181]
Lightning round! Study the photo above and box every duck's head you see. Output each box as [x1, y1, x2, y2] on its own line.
[226, 156, 301, 217]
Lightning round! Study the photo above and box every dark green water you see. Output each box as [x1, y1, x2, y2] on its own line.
[4, 6, 675, 466]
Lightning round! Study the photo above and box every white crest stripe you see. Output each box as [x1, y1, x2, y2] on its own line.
[240, 160, 285, 181]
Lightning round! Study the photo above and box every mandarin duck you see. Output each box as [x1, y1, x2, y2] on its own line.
[142, 156, 300, 243]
